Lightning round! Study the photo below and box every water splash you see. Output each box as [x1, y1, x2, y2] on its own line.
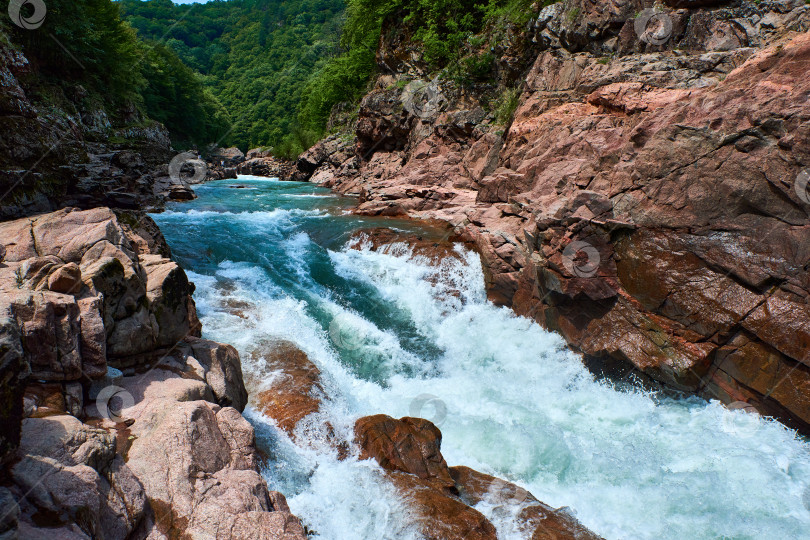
[154, 178, 810, 540]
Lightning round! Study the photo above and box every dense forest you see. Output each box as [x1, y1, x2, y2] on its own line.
[1, 0, 230, 147]
[3, 0, 543, 155]
[119, 0, 540, 157]
[119, 0, 346, 156]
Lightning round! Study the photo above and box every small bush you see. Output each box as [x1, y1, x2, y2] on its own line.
[493, 87, 521, 125]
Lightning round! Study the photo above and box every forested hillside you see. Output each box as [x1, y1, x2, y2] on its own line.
[120, 0, 345, 156]
[119, 0, 540, 156]
[1, 0, 229, 147]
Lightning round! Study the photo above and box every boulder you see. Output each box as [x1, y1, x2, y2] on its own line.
[141, 254, 197, 348]
[47, 262, 82, 294]
[353, 415, 602, 540]
[125, 394, 305, 539]
[210, 146, 246, 166]
[254, 340, 325, 437]
[9, 415, 147, 539]
[183, 336, 248, 411]
[354, 414, 455, 490]
[167, 185, 196, 200]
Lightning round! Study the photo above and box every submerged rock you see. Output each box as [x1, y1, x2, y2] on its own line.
[254, 340, 326, 438]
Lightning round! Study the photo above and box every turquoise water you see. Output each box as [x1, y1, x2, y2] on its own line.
[152, 175, 810, 540]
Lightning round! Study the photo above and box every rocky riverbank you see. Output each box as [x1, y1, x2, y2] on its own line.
[290, 0, 810, 433]
[0, 208, 306, 539]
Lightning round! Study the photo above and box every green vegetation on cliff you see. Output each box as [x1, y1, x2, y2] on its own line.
[120, 0, 345, 156]
[118, 0, 548, 156]
[297, 0, 552, 143]
[2, 0, 228, 147]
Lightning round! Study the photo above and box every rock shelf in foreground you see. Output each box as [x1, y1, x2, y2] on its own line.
[0, 207, 306, 539]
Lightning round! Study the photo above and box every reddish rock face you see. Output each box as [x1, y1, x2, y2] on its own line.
[353, 415, 602, 540]
[296, 2, 810, 432]
[355, 414, 455, 490]
[254, 340, 325, 438]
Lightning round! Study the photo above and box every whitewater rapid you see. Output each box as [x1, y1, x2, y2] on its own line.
[153, 176, 810, 540]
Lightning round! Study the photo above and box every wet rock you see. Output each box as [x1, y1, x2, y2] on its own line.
[254, 340, 325, 438]
[353, 415, 601, 540]
[167, 185, 196, 200]
[355, 414, 495, 539]
[389, 471, 498, 540]
[355, 414, 455, 490]
[451, 466, 603, 540]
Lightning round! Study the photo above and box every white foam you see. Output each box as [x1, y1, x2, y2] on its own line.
[188, 231, 810, 540]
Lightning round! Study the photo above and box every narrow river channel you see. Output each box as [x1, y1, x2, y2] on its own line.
[151, 175, 810, 540]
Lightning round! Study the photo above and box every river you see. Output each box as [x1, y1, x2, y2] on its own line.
[151, 175, 810, 540]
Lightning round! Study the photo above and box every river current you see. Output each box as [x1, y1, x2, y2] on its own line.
[151, 175, 810, 540]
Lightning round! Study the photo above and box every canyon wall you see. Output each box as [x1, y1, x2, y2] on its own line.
[294, 0, 810, 433]
[0, 27, 201, 220]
